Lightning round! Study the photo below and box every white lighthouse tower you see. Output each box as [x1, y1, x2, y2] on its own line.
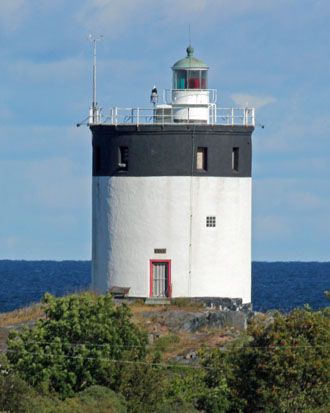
[88, 46, 255, 307]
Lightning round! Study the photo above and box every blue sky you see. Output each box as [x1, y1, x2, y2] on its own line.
[1, 0, 330, 261]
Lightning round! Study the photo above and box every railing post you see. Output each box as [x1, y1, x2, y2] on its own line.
[252, 108, 255, 126]
[89, 107, 93, 125]
[232, 108, 234, 126]
[137, 107, 140, 127]
[115, 107, 118, 126]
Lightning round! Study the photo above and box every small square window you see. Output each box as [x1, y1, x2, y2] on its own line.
[206, 216, 216, 227]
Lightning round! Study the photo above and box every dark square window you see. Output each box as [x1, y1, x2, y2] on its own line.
[206, 216, 216, 227]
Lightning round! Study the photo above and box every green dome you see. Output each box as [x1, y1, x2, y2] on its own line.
[172, 45, 208, 70]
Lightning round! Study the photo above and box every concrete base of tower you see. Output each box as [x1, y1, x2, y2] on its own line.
[113, 296, 252, 312]
[92, 176, 252, 303]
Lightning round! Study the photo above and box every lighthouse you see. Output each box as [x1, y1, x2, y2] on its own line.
[88, 46, 255, 306]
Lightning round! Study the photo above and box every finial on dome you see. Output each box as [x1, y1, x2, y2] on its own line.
[186, 45, 194, 57]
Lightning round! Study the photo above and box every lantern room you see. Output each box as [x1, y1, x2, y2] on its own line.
[170, 45, 214, 123]
[172, 45, 208, 89]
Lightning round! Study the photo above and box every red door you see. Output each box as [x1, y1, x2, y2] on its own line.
[150, 260, 171, 298]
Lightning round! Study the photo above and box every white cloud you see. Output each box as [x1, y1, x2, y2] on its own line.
[286, 191, 326, 210]
[253, 215, 291, 240]
[7, 57, 89, 86]
[76, 0, 290, 36]
[5, 236, 18, 247]
[231, 93, 276, 109]
[7, 157, 91, 211]
[0, 0, 68, 33]
[76, 0, 149, 36]
[0, 0, 26, 32]
[0, 99, 14, 121]
[256, 112, 330, 154]
[254, 157, 330, 179]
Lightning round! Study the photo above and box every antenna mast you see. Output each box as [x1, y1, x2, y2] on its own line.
[88, 34, 103, 122]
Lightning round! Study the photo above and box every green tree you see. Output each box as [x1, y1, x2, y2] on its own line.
[7, 292, 148, 398]
[201, 306, 330, 412]
[64, 385, 127, 413]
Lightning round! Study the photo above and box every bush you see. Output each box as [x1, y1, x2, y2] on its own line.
[164, 364, 207, 409]
[118, 360, 204, 412]
[64, 385, 127, 412]
[152, 334, 180, 352]
[201, 306, 330, 412]
[0, 372, 36, 412]
[118, 362, 167, 412]
[0, 368, 66, 413]
[0, 376, 127, 413]
[7, 292, 148, 398]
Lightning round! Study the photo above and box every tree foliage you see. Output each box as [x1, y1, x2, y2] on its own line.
[5, 292, 330, 411]
[201, 306, 330, 412]
[7, 292, 148, 398]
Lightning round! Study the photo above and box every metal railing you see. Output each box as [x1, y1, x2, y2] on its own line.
[86, 106, 255, 126]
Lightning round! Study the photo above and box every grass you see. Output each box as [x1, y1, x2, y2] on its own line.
[0, 303, 44, 328]
[152, 334, 181, 352]
[170, 298, 204, 310]
[130, 297, 204, 314]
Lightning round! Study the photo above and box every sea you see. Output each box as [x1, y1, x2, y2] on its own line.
[0, 261, 329, 314]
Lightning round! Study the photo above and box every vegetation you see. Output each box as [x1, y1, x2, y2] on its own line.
[1, 293, 329, 412]
[0, 372, 127, 413]
[0, 302, 44, 328]
[6, 292, 147, 398]
[200, 305, 330, 412]
[170, 297, 204, 310]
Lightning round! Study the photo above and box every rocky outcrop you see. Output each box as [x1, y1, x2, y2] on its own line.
[141, 310, 248, 333]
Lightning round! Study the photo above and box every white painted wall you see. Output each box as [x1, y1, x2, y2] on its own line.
[172, 90, 210, 105]
[172, 90, 210, 122]
[92, 176, 251, 303]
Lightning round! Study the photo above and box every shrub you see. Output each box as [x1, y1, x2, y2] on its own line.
[7, 292, 148, 398]
[118, 362, 167, 412]
[152, 334, 180, 352]
[165, 364, 207, 408]
[201, 306, 330, 412]
[64, 385, 127, 412]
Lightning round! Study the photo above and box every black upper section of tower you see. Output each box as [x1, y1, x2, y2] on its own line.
[91, 124, 253, 178]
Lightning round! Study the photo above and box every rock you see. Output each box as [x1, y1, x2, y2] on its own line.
[180, 313, 208, 333]
[208, 311, 247, 330]
[189, 297, 252, 312]
[180, 311, 247, 333]
[185, 351, 197, 360]
[141, 310, 248, 333]
[148, 331, 162, 344]
[174, 351, 199, 364]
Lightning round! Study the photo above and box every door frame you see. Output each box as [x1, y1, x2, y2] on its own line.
[149, 259, 171, 298]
